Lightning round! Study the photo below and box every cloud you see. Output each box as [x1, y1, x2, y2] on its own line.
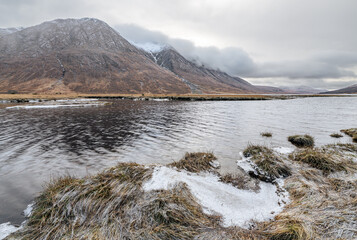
[116, 23, 357, 88]
[1, 0, 357, 89]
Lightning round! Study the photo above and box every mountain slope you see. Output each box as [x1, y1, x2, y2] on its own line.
[134, 42, 285, 94]
[0, 18, 190, 94]
[321, 84, 357, 94]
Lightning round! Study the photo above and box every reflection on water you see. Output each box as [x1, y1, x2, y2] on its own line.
[0, 97, 356, 224]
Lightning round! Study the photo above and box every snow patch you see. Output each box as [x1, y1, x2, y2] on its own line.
[24, 203, 34, 217]
[273, 147, 294, 154]
[237, 152, 256, 173]
[131, 42, 167, 53]
[0, 223, 19, 240]
[143, 166, 288, 227]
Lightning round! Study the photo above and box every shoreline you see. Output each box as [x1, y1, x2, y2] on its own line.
[0, 93, 355, 102]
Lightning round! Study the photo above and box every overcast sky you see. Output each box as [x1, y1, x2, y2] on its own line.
[1, 0, 357, 89]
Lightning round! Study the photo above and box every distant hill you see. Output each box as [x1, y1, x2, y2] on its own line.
[0, 18, 285, 94]
[321, 84, 357, 94]
[279, 85, 327, 94]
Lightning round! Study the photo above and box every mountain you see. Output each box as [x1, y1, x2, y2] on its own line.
[0, 18, 284, 94]
[0, 18, 190, 94]
[0, 27, 24, 37]
[133, 42, 284, 94]
[279, 85, 327, 94]
[321, 84, 357, 94]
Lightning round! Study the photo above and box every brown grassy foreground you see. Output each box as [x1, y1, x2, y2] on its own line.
[6, 142, 357, 240]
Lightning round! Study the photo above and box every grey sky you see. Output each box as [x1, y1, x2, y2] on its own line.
[1, 0, 356, 89]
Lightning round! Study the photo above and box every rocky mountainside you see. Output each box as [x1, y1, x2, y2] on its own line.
[134, 42, 284, 94]
[0, 18, 284, 94]
[0, 18, 189, 94]
[0, 27, 24, 37]
[321, 84, 357, 94]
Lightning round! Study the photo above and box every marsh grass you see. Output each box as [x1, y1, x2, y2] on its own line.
[290, 148, 346, 175]
[168, 152, 218, 173]
[243, 145, 291, 181]
[325, 143, 357, 153]
[288, 135, 314, 148]
[330, 133, 343, 138]
[7, 146, 357, 240]
[9, 162, 225, 240]
[261, 132, 272, 137]
[341, 128, 357, 142]
[264, 217, 311, 240]
[341, 128, 357, 137]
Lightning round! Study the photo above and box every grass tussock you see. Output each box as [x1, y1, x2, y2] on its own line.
[341, 128, 357, 142]
[261, 132, 272, 137]
[243, 145, 291, 181]
[168, 152, 218, 173]
[330, 133, 343, 138]
[290, 148, 346, 175]
[325, 143, 357, 153]
[265, 217, 312, 240]
[288, 135, 314, 148]
[8, 162, 225, 240]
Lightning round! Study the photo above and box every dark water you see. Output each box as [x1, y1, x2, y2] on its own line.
[0, 97, 356, 224]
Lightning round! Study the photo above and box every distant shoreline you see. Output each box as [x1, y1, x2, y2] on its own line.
[0, 93, 355, 102]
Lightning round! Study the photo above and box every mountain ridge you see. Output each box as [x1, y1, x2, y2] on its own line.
[0, 18, 285, 94]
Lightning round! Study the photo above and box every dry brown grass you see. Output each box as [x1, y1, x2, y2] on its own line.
[243, 145, 291, 182]
[341, 128, 357, 143]
[288, 135, 314, 148]
[290, 148, 346, 175]
[6, 145, 357, 240]
[168, 152, 218, 173]
[330, 133, 343, 138]
[261, 132, 273, 137]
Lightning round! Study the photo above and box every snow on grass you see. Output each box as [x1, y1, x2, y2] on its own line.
[273, 147, 294, 154]
[131, 42, 167, 53]
[237, 152, 256, 173]
[143, 166, 288, 228]
[23, 203, 33, 217]
[0, 223, 19, 240]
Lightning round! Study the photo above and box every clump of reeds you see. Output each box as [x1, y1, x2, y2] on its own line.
[341, 128, 357, 142]
[325, 143, 357, 153]
[264, 217, 312, 240]
[288, 135, 314, 148]
[340, 128, 357, 137]
[290, 148, 346, 175]
[219, 173, 257, 190]
[168, 152, 218, 173]
[330, 133, 343, 138]
[261, 132, 272, 137]
[243, 145, 291, 181]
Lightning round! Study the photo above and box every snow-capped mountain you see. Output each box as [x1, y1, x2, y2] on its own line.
[0, 18, 189, 94]
[0, 27, 24, 37]
[0, 18, 284, 94]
